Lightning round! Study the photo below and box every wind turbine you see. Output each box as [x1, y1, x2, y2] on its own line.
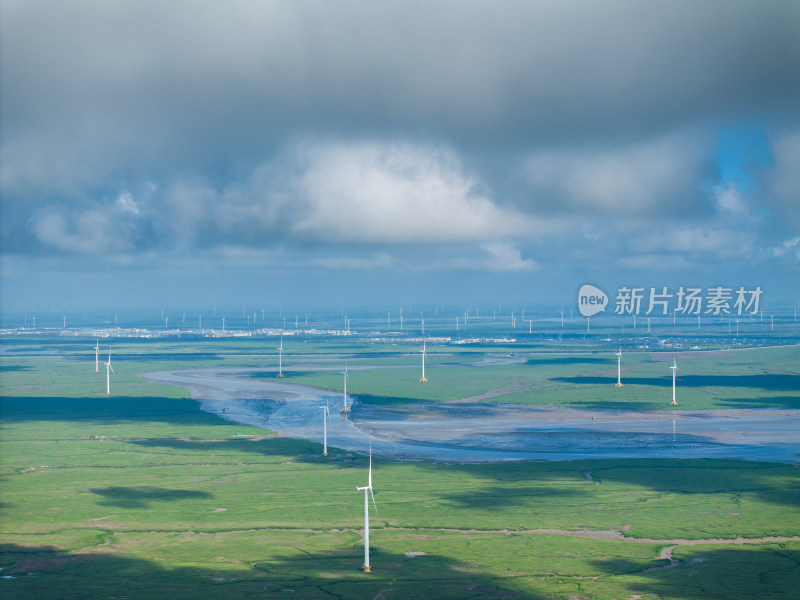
[277, 336, 285, 377]
[419, 341, 428, 382]
[670, 359, 679, 406]
[104, 350, 115, 395]
[356, 447, 378, 572]
[94, 339, 100, 373]
[320, 399, 331, 456]
[615, 349, 623, 387]
[340, 363, 351, 415]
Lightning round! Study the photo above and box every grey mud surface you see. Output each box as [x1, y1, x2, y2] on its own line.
[143, 368, 800, 464]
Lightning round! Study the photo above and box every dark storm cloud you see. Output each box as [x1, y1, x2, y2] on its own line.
[4, 1, 798, 173]
[1, 0, 799, 308]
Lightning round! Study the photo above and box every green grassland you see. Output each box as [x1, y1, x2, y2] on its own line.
[268, 343, 800, 411]
[2, 339, 800, 598]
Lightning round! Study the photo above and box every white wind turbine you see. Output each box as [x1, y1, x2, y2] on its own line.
[277, 336, 285, 378]
[356, 447, 378, 572]
[104, 350, 115, 395]
[419, 341, 428, 382]
[615, 349, 624, 387]
[94, 339, 100, 373]
[670, 359, 679, 406]
[340, 363, 351, 415]
[320, 399, 331, 456]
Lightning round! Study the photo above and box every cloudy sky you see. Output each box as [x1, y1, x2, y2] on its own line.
[2, 0, 799, 312]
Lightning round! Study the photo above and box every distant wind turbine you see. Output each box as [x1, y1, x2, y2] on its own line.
[320, 399, 331, 456]
[104, 350, 115, 395]
[615, 349, 623, 387]
[277, 336, 285, 377]
[419, 341, 428, 382]
[670, 359, 679, 406]
[340, 363, 351, 415]
[356, 447, 378, 572]
[94, 339, 100, 373]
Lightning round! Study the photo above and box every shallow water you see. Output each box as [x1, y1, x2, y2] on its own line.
[143, 368, 800, 463]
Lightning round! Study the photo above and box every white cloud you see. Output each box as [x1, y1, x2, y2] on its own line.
[480, 242, 539, 272]
[632, 227, 753, 257]
[288, 141, 547, 244]
[115, 192, 139, 215]
[523, 132, 712, 216]
[32, 210, 131, 254]
[311, 253, 396, 270]
[713, 183, 748, 214]
[772, 236, 800, 258]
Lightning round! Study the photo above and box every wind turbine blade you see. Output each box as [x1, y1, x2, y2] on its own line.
[368, 446, 372, 488]
[110, 365, 115, 376]
[369, 488, 378, 515]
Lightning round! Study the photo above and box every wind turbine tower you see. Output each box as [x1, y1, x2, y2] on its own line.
[94, 339, 100, 373]
[356, 448, 378, 572]
[670, 359, 679, 405]
[277, 336, 285, 377]
[340, 364, 351, 415]
[615, 349, 624, 387]
[419, 341, 428, 382]
[104, 351, 115, 395]
[320, 400, 331, 456]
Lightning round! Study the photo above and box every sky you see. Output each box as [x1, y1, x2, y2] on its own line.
[1, 0, 799, 312]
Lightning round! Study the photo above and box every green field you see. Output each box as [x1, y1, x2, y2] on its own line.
[2, 338, 800, 598]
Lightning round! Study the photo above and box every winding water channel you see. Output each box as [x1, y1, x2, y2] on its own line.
[143, 368, 800, 463]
